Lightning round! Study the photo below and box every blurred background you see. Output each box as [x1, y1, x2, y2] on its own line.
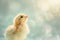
[0, 0, 60, 40]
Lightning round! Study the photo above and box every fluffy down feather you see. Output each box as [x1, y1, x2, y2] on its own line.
[4, 13, 30, 40]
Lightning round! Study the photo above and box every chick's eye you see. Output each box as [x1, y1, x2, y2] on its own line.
[20, 16, 23, 18]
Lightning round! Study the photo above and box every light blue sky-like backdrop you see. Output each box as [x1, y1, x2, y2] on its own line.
[0, 0, 60, 40]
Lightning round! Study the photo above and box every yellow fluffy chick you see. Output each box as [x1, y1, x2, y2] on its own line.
[4, 13, 30, 40]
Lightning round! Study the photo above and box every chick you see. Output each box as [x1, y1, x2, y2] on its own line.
[4, 13, 30, 40]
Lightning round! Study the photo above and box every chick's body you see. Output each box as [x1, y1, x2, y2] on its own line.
[4, 13, 30, 40]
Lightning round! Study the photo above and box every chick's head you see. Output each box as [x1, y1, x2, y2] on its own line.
[13, 13, 28, 25]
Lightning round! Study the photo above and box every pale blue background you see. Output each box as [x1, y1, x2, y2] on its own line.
[0, 0, 60, 40]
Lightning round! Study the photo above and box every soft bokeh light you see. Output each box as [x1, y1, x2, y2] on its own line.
[48, 0, 60, 5]
[9, 2, 21, 12]
[0, 0, 60, 40]
[37, 1, 50, 11]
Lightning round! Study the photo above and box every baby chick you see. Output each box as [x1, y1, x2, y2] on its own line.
[4, 13, 30, 40]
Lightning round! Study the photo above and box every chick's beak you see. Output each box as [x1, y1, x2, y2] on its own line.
[25, 16, 28, 18]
